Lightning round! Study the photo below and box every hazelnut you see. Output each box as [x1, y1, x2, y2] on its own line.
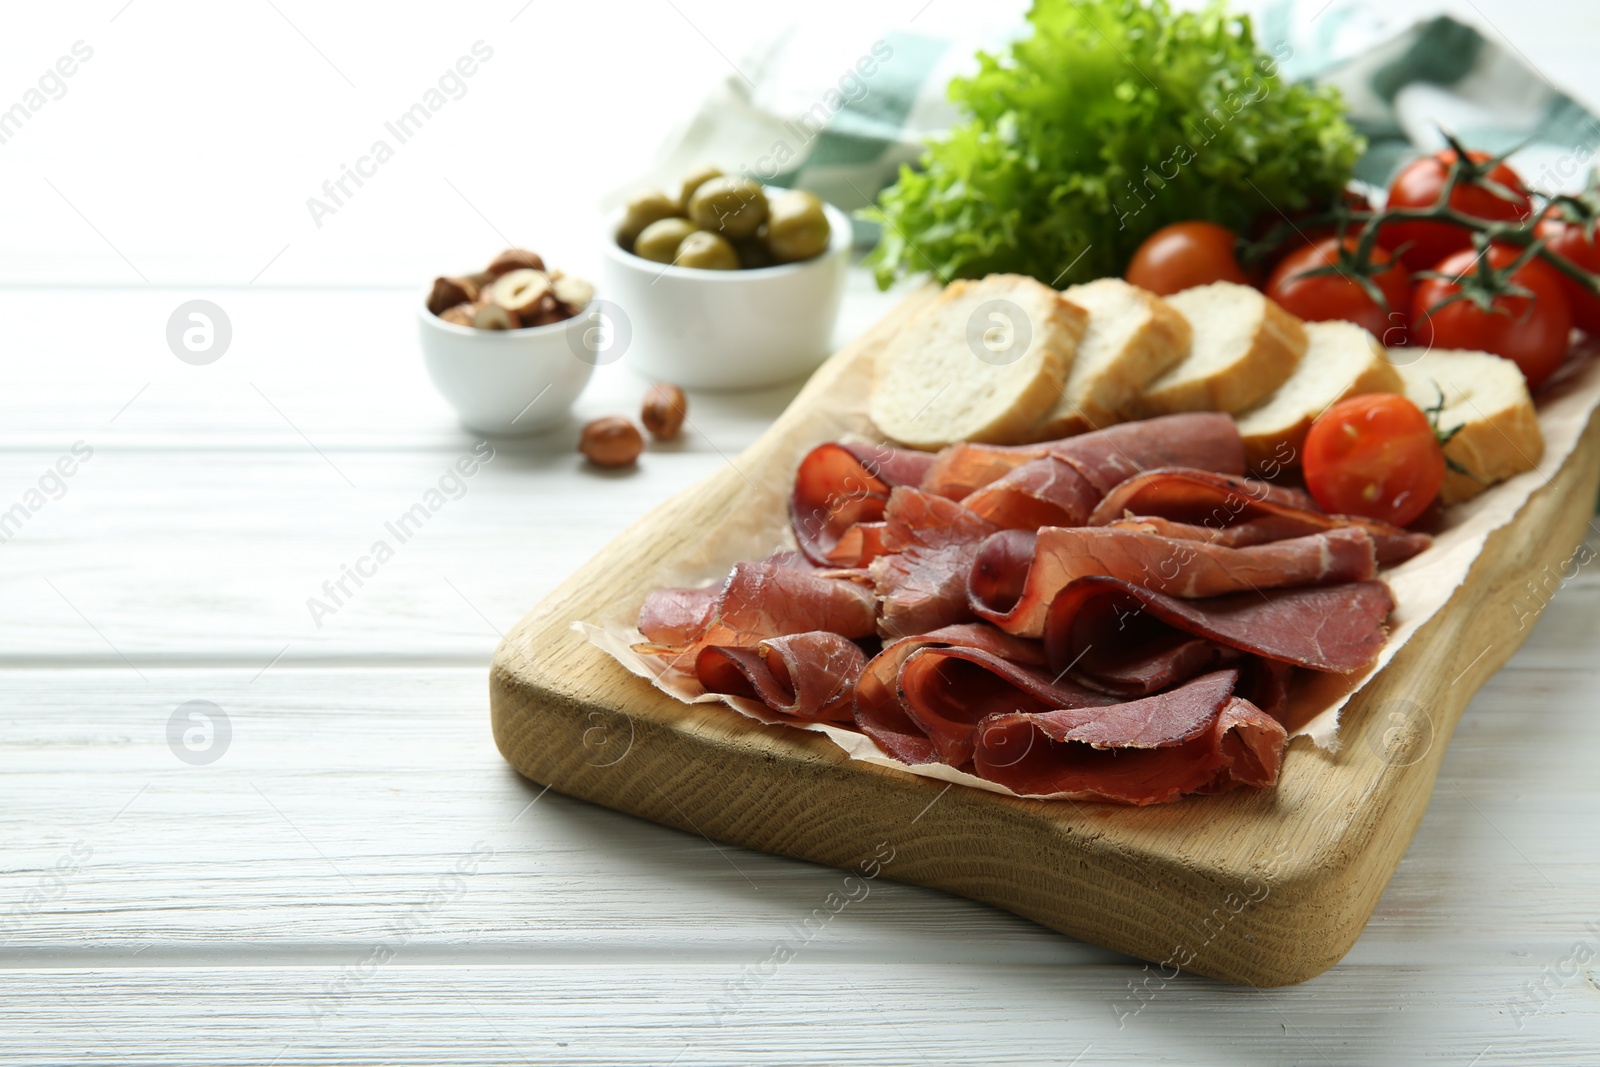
[522, 295, 570, 327]
[487, 248, 546, 277]
[473, 304, 520, 330]
[579, 416, 643, 468]
[550, 274, 594, 313]
[490, 268, 551, 316]
[640, 382, 688, 441]
[439, 303, 476, 327]
[427, 275, 478, 315]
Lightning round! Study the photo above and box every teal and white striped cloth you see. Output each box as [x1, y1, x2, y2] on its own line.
[642, 1, 1599, 247]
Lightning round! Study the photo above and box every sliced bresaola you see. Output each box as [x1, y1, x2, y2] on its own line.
[1087, 467, 1431, 566]
[696, 631, 867, 723]
[1042, 575, 1395, 679]
[855, 623, 1044, 765]
[869, 488, 998, 639]
[896, 642, 1118, 767]
[789, 441, 935, 565]
[1103, 514, 1331, 548]
[961, 456, 1102, 530]
[633, 553, 878, 671]
[969, 525, 1378, 637]
[921, 413, 1246, 501]
[970, 670, 1288, 803]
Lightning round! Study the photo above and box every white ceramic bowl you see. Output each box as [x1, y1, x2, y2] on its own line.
[602, 195, 851, 390]
[416, 297, 597, 436]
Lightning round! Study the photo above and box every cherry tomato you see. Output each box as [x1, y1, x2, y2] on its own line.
[1303, 394, 1444, 526]
[1265, 237, 1412, 342]
[1126, 221, 1249, 295]
[1536, 211, 1600, 334]
[1411, 245, 1572, 389]
[1378, 149, 1532, 272]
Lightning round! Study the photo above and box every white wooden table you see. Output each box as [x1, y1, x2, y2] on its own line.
[5, 2, 1600, 1064]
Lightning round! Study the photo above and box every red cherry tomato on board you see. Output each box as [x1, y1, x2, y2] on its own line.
[1378, 149, 1532, 272]
[1126, 221, 1249, 295]
[1265, 236, 1412, 343]
[1302, 394, 1444, 527]
[1535, 211, 1600, 335]
[1411, 245, 1572, 390]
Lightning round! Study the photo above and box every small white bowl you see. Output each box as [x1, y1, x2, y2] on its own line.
[602, 195, 851, 390]
[416, 297, 597, 436]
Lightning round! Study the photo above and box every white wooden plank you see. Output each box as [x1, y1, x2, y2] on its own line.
[3, 661, 1598, 973]
[0, 963, 1594, 1066]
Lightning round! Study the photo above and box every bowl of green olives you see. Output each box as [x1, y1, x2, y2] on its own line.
[604, 167, 850, 390]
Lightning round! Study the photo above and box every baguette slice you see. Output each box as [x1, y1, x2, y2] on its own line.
[1392, 347, 1544, 504]
[870, 274, 1087, 449]
[1235, 320, 1403, 469]
[1032, 278, 1192, 439]
[1137, 282, 1307, 415]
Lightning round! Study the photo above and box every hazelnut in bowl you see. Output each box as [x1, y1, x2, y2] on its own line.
[603, 171, 851, 391]
[416, 249, 603, 436]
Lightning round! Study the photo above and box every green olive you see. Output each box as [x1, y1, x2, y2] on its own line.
[764, 190, 832, 263]
[616, 189, 682, 248]
[673, 230, 739, 270]
[686, 176, 768, 240]
[677, 164, 724, 211]
[632, 218, 698, 263]
[735, 235, 775, 270]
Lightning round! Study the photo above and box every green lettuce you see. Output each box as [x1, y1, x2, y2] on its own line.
[865, 0, 1364, 289]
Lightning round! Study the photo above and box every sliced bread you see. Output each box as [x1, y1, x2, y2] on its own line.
[870, 274, 1088, 449]
[1235, 320, 1403, 469]
[1137, 282, 1308, 416]
[1031, 278, 1192, 439]
[1392, 348, 1544, 504]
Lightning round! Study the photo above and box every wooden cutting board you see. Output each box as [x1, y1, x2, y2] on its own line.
[490, 289, 1600, 987]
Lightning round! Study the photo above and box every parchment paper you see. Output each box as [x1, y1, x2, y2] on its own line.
[578, 352, 1600, 798]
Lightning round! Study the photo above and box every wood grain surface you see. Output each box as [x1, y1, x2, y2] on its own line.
[491, 291, 1600, 987]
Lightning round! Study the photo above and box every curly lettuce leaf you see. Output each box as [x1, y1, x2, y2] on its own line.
[864, 0, 1364, 289]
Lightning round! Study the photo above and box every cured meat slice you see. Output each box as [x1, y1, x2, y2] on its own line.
[970, 672, 1288, 803]
[634, 553, 878, 670]
[921, 413, 1246, 500]
[790, 442, 934, 565]
[870, 488, 998, 639]
[696, 631, 867, 723]
[1071, 633, 1240, 697]
[638, 585, 718, 645]
[961, 456, 1102, 529]
[897, 643, 1117, 766]
[1043, 576, 1394, 678]
[1103, 514, 1328, 548]
[970, 525, 1378, 636]
[832, 521, 890, 567]
[1087, 467, 1431, 565]
[1046, 412, 1246, 493]
[855, 623, 1043, 765]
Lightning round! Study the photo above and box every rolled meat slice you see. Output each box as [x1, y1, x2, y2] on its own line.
[855, 623, 1045, 765]
[1088, 467, 1431, 566]
[869, 488, 998, 639]
[1042, 575, 1395, 679]
[634, 552, 878, 672]
[971, 671, 1288, 804]
[789, 441, 935, 565]
[961, 456, 1102, 530]
[921, 413, 1246, 501]
[969, 525, 1378, 637]
[696, 632, 868, 723]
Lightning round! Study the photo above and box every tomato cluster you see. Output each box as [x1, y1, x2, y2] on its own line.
[1122, 143, 1600, 525]
[1125, 145, 1600, 392]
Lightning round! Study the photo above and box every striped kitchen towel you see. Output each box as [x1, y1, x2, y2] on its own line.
[632, 1, 1599, 246]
